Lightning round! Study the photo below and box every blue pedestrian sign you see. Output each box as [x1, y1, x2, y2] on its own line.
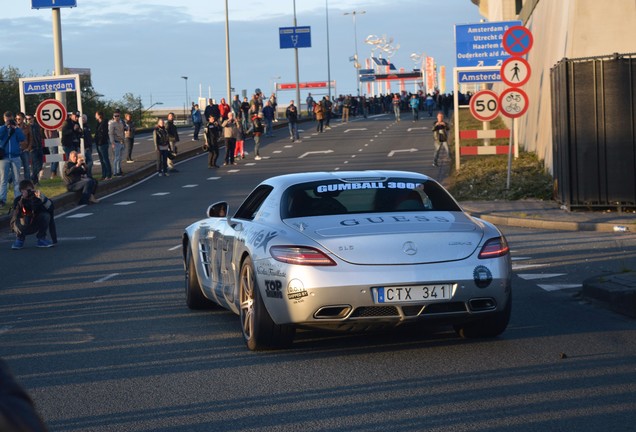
[455, 20, 521, 67]
[279, 26, 311, 49]
[32, 0, 77, 8]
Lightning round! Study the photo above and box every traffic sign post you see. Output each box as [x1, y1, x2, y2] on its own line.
[455, 20, 521, 67]
[279, 26, 311, 49]
[500, 25, 533, 190]
[469, 90, 500, 122]
[31, 0, 77, 9]
[499, 87, 529, 118]
[502, 26, 534, 56]
[500, 57, 531, 87]
[35, 99, 67, 131]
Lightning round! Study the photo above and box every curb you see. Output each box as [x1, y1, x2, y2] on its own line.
[464, 210, 628, 233]
[582, 273, 636, 318]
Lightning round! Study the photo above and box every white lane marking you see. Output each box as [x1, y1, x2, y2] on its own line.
[228, 169, 240, 173]
[0, 325, 15, 335]
[388, 148, 418, 157]
[284, 145, 294, 148]
[344, 128, 368, 133]
[114, 201, 136, 206]
[67, 213, 92, 219]
[299, 150, 334, 158]
[407, 127, 429, 132]
[244, 163, 256, 166]
[517, 273, 566, 280]
[183, 184, 198, 188]
[511, 256, 531, 261]
[168, 245, 181, 251]
[94, 273, 120, 283]
[207, 176, 221, 180]
[512, 264, 547, 270]
[56, 236, 96, 241]
[273, 150, 282, 154]
[152, 192, 170, 196]
[538, 284, 582, 292]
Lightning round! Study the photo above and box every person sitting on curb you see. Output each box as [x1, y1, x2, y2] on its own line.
[63, 150, 99, 205]
[10, 179, 54, 249]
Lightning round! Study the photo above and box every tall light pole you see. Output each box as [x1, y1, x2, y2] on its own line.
[326, 0, 332, 100]
[293, 0, 301, 115]
[224, 0, 232, 104]
[181, 76, 188, 121]
[344, 10, 365, 96]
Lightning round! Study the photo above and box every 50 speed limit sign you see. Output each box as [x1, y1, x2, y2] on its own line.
[35, 99, 67, 131]
[469, 90, 499, 122]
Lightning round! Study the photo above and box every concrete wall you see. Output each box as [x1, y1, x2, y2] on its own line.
[473, 0, 636, 173]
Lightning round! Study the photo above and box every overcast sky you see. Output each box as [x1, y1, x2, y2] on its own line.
[2, 0, 482, 109]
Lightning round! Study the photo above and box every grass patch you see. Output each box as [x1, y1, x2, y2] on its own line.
[0, 178, 67, 213]
[447, 110, 553, 201]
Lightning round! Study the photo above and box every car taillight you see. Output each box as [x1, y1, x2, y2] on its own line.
[270, 246, 336, 266]
[478, 236, 509, 259]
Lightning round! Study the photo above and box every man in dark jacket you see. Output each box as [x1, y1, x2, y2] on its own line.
[60, 111, 82, 155]
[94, 111, 112, 180]
[63, 151, 98, 205]
[10, 179, 54, 249]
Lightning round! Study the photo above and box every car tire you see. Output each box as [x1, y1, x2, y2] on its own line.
[185, 246, 216, 310]
[239, 256, 295, 350]
[454, 293, 511, 339]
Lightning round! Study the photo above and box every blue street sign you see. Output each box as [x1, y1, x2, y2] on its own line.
[23, 78, 77, 95]
[455, 20, 521, 67]
[279, 26, 311, 49]
[32, 0, 77, 8]
[458, 70, 502, 84]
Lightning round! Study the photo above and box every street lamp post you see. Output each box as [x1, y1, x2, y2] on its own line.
[344, 10, 365, 96]
[181, 76, 189, 123]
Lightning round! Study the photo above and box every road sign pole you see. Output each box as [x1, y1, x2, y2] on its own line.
[507, 118, 515, 190]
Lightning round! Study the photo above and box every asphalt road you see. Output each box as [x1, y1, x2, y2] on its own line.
[1, 114, 635, 432]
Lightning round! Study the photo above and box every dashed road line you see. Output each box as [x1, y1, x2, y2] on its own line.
[94, 273, 120, 283]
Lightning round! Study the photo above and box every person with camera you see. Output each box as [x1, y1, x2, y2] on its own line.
[61, 111, 82, 156]
[222, 112, 239, 166]
[10, 179, 54, 249]
[63, 150, 98, 205]
[153, 118, 170, 176]
[203, 114, 221, 168]
[0, 111, 26, 208]
[432, 111, 450, 167]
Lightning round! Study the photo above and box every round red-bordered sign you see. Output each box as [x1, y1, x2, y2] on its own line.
[35, 99, 67, 131]
[499, 87, 529, 118]
[501, 56, 531, 87]
[502, 26, 533, 56]
[469, 90, 500, 122]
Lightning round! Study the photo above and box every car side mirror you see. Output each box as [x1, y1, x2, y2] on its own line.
[207, 202, 228, 218]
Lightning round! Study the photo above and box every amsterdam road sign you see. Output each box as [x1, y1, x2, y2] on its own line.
[455, 20, 521, 67]
[32, 0, 77, 8]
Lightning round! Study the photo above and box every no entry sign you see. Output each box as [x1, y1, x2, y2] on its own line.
[35, 99, 67, 131]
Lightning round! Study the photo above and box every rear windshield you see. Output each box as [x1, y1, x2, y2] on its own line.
[281, 178, 461, 218]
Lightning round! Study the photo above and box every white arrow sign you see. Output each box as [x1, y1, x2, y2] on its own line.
[299, 150, 334, 159]
[388, 148, 418, 157]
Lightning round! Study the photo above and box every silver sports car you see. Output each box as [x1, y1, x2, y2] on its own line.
[182, 170, 512, 350]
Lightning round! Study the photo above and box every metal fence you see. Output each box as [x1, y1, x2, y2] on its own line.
[551, 53, 636, 210]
